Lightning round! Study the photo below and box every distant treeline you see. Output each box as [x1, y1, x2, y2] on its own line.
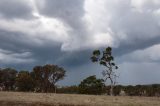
[57, 84, 160, 97]
[0, 65, 160, 97]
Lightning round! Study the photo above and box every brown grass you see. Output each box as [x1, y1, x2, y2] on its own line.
[0, 92, 160, 106]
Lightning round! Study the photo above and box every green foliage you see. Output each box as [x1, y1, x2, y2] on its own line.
[91, 50, 100, 62]
[124, 85, 136, 96]
[79, 75, 105, 95]
[122, 84, 160, 97]
[91, 47, 118, 69]
[145, 84, 160, 96]
[32, 64, 66, 92]
[57, 86, 79, 94]
[0, 68, 17, 90]
[124, 85, 145, 96]
[113, 85, 123, 96]
[0, 64, 66, 93]
[16, 71, 35, 91]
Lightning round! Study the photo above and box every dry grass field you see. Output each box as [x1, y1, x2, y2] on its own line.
[0, 92, 160, 106]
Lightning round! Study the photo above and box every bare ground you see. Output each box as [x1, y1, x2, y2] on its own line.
[0, 92, 160, 106]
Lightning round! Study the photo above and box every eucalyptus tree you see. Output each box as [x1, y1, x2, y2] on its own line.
[91, 47, 118, 96]
[33, 64, 66, 92]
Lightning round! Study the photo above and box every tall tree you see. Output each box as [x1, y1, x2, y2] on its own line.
[91, 47, 118, 96]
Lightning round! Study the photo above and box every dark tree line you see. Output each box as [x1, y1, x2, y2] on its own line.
[57, 83, 160, 97]
[0, 64, 65, 93]
[122, 84, 160, 97]
[57, 75, 160, 97]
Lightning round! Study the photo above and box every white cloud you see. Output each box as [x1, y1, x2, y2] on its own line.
[0, 0, 33, 19]
[0, 49, 35, 64]
[0, 16, 69, 46]
[131, 0, 160, 12]
[119, 44, 160, 62]
[84, 0, 160, 46]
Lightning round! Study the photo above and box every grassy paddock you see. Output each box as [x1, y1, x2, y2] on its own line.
[0, 92, 160, 106]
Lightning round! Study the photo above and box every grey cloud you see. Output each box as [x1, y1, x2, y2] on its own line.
[117, 44, 160, 63]
[82, 0, 160, 52]
[113, 36, 160, 57]
[58, 63, 103, 86]
[0, 0, 34, 19]
[118, 62, 160, 85]
[55, 50, 92, 68]
[0, 48, 35, 65]
[36, 0, 84, 19]
[0, 29, 64, 69]
[35, 0, 91, 51]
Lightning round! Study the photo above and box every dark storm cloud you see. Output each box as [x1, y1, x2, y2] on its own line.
[0, 0, 34, 19]
[0, 29, 64, 70]
[0, 29, 33, 52]
[56, 50, 92, 68]
[113, 35, 160, 57]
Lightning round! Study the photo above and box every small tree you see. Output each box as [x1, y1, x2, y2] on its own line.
[79, 75, 105, 95]
[91, 47, 118, 96]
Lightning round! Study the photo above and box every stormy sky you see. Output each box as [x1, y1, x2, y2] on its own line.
[0, 0, 160, 86]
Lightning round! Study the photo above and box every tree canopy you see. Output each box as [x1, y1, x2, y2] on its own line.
[0, 68, 17, 90]
[32, 64, 66, 92]
[79, 75, 105, 95]
[16, 71, 35, 91]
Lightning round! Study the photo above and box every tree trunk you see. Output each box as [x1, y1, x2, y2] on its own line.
[110, 84, 114, 96]
[110, 79, 114, 96]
